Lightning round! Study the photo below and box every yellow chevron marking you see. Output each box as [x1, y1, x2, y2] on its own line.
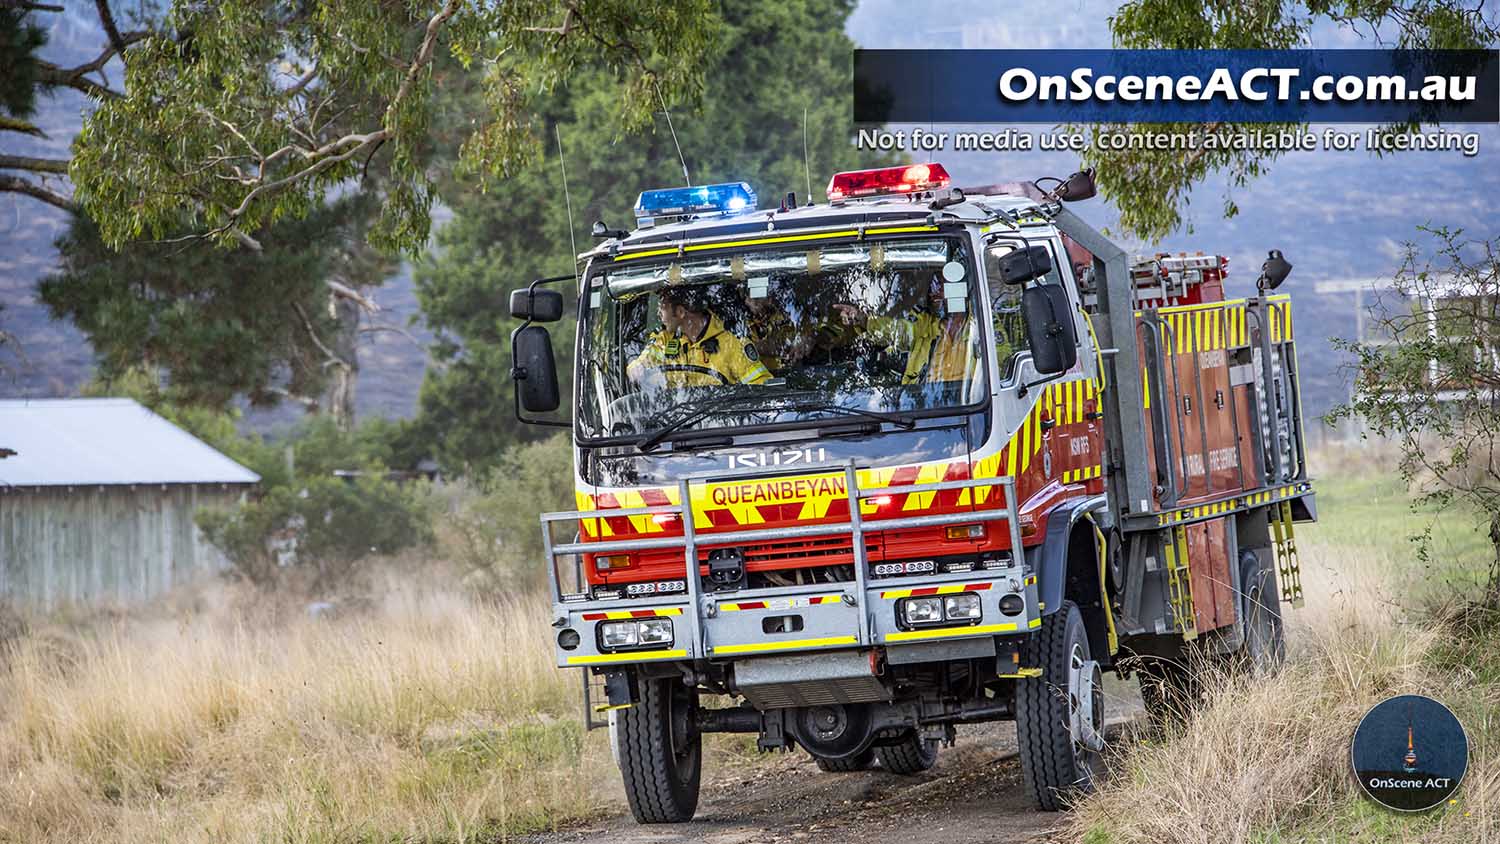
[567, 649, 687, 665]
[885, 622, 1020, 642]
[712, 635, 858, 655]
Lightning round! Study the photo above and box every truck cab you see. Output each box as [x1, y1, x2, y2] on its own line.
[509, 163, 1314, 821]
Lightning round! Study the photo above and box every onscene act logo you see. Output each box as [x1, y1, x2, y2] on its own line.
[1351, 694, 1469, 812]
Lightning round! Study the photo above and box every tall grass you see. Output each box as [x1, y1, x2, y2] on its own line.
[0, 583, 609, 843]
[1072, 445, 1500, 843]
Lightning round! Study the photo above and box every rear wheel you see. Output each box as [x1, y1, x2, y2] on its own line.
[876, 731, 938, 775]
[813, 749, 874, 772]
[615, 676, 701, 823]
[1239, 552, 1286, 675]
[1016, 601, 1105, 811]
[1136, 656, 1200, 732]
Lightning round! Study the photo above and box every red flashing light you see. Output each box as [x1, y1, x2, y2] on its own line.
[826, 163, 951, 201]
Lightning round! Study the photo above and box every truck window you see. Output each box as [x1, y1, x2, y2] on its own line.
[576, 236, 989, 441]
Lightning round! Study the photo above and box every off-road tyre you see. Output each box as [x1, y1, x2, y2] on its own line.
[1016, 600, 1103, 811]
[615, 676, 701, 823]
[1135, 657, 1200, 733]
[1239, 552, 1286, 675]
[814, 749, 874, 772]
[876, 731, 938, 775]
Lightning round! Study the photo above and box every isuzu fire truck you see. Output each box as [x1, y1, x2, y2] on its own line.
[507, 163, 1316, 821]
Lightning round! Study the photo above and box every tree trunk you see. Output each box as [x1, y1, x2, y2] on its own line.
[1487, 510, 1500, 610]
[326, 292, 361, 431]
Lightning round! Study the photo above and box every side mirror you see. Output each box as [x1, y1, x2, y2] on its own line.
[513, 325, 560, 412]
[994, 245, 1053, 286]
[1257, 249, 1292, 291]
[510, 288, 564, 322]
[1022, 284, 1078, 375]
[1055, 168, 1097, 202]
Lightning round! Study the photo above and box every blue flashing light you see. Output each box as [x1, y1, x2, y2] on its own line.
[633, 182, 757, 226]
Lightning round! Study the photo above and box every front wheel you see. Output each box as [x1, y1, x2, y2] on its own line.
[614, 676, 701, 823]
[1016, 601, 1105, 811]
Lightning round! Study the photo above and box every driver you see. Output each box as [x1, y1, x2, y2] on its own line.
[836, 274, 977, 384]
[627, 285, 771, 388]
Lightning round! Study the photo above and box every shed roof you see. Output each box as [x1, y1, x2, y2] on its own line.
[0, 399, 260, 487]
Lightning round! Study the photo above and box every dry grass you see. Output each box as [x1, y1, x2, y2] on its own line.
[1072, 536, 1500, 843]
[0, 575, 612, 843]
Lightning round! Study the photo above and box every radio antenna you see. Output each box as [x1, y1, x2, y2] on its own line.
[555, 124, 579, 284]
[655, 81, 692, 187]
[802, 104, 813, 203]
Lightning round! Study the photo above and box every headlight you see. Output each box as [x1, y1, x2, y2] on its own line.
[902, 596, 944, 626]
[944, 593, 982, 620]
[599, 618, 674, 650]
[900, 592, 984, 628]
[638, 618, 674, 645]
[600, 621, 640, 648]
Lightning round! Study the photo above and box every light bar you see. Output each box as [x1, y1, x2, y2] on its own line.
[826, 162, 951, 201]
[634, 182, 757, 225]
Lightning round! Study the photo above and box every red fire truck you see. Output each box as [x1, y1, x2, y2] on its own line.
[508, 164, 1315, 821]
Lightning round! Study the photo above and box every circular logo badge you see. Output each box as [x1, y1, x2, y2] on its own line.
[1351, 694, 1468, 812]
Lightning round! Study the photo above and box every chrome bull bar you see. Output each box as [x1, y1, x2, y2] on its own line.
[541, 463, 1024, 659]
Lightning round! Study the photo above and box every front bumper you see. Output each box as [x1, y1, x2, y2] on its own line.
[542, 466, 1038, 669]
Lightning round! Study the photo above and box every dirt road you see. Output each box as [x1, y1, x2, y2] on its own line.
[529, 708, 1140, 844]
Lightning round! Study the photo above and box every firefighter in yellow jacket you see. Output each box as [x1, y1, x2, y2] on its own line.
[835, 275, 977, 384]
[627, 286, 772, 388]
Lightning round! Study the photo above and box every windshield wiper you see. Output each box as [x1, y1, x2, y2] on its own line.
[636, 386, 776, 452]
[789, 400, 917, 430]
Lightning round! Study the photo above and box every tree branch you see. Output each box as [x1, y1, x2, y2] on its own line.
[35, 29, 148, 99]
[0, 116, 46, 138]
[0, 155, 68, 174]
[0, 174, 74, 211]
[326, 279, 378, 312]
[94, 0, 128, 55]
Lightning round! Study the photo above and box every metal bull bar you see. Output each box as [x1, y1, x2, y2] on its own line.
[541, 463, 1024, 658]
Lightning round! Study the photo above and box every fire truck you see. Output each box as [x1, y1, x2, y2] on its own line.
[507, 163, 1315, 821]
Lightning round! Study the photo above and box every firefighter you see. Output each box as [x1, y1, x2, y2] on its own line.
[835, 274, 978, 384]
[627, 285, 772, 388]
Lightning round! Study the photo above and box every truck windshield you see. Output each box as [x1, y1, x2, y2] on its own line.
[576, 236, 987, 442]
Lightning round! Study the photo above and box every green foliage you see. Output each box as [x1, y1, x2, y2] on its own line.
[41, 196, 388, 413]
[196, 416, 435, 587]
[1097, 0, 1498, 240]
[0, 9, 47, 120]
[1328, 226, 1500, 604]
[71, 0, 718, 254]
[440, 434, 574, 592]
[414, 0, 885, 469]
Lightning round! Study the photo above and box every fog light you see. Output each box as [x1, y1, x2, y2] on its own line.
[638, 618, 674, 645]
[557, 628, 581, 650]
[902, 596, 944, 626]
[944, 593, 982, 620]
[600, 621, 639, 648]
[945, 523, 986, 540]
[999, 594, 1025, 616]
[595, 554, 632, 571]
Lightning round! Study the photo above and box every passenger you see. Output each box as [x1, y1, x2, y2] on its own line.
[835, 274, 978, 384]
[627, 286, 772, 388]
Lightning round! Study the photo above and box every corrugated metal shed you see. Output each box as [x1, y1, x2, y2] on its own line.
[0, 398, 260, 487]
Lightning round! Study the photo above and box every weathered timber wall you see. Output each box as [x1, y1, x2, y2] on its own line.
[0, 485, 246, 610]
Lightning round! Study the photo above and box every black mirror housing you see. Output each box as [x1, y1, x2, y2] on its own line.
[1258, 249, 1292, 291]
[1022, 284, 1079, 375]
[513, 325, 561, 412]
[995, 245, 1054, 286]
[510, 288, 565, 322]
[1055, 168, 1097, 202]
